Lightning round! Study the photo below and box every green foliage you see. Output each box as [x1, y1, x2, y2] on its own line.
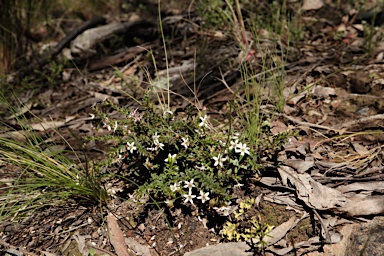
[91, 95, 260, 208]
[222, 198, 273, 251]
[198, 0, 305, 42]
[362, 20, 382, 56]
[0, 97, 109, 221]
[198, 0, 235, 29]
[0, 136, 109, 221]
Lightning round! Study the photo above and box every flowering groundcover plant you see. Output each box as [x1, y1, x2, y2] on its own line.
[92, 99, 259, 211]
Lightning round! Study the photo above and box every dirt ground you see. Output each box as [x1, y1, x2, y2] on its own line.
[1, 1, 384, 255]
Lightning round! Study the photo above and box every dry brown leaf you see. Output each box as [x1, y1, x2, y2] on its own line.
[5, 102, 33, 120]
[302, 0, 324, 11]
[268, 232, 341, 255]
[284, 157, 314, 174]
[351, 142, 370, 155]
[263, 193, 304, 211]
[337, 195, 384, 216]
[336, 181, 384, 193]
[250, 216, 301, 253]
[0, 130, 35, 143]
[125, 237, 151, 256]
[258, 177, 280, 187]
[278, 166, 348, 210]
[73, 231, 91, 255]
[263, 215, 300, 245]
[30, 121, 66, 131]
[43, 145, 66, 156]
[271, 120, 289, 135]
[288, 91, 307, 105]
[311, 85, 336, 98]
[107, 212, 132, 256]
[30, 116, 76, 131]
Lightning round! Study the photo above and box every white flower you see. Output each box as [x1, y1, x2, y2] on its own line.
[233, 183, 244, 188]
[194, 129, 205, 137]
[213, 154, 227, 168]
[75, 174, 80, 185]
[170, 183, 180, 192]
[165, 153, 177, 164]
[152, 133, 164, 150]
[128, 108, 142, 122]
[143, 158, 154, 170]
[152, 133, 160, 142]
[183, 179, 195, 191]
[183, 191, 196, 204]
[229, 139, 239, 151]
[154, 140, 164, 150]
[113, 121, 118, 132]
[115, 154, 123, 164]
[181, 137, 189, 149]
[197, 190, 210, 203]
[199, 115, 209, 128]
[128, 194, 137, 202]
[126, 142, 137, 153]
[195, 164, 207, 171]
[232, 132, 240, 140]
[235, 142, 250, 156]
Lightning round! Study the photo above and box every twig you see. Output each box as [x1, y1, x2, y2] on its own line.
[88, 42, 153, 71]
[314, 173, 384, 183]
[312, 209, 331, 243]
[336, 114, 384, 130]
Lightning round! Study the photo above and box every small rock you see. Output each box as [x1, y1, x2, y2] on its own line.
[184, 242, 253, 256]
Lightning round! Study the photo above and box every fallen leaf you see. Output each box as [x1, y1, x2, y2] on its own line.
[30, 116, 76, 131]
[311, 85, 336, 98]
[302, 0, 324, 11]
[5, 102, 33, 120]
[43, 145, 66, 156]
[351, 142, 370, 155]
[125, 237, 151, 256]
[278, 166, 348, 210]
[338, 195, 384, 216]
[30, 120, 66, 131]
[288, 91, 307, 105]
[73, 231, 91, 256]
[267, 232, 341, 255]
[107, 212, 131, 256]
[250, 216, 296, 246]
[271, 120, 289, 135]
[336, 181, 384, 193]
[263, 216, 299, 245]
[284, 157, 314, 174]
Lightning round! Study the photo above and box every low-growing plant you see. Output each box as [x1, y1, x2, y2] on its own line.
[222, 198, 274, 250]
[0, 136, 109, 221]
[91, 96, 259, 210]
[362, 20, 382, 56]
[0, 99, 109, 221]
